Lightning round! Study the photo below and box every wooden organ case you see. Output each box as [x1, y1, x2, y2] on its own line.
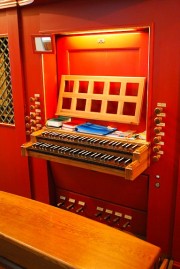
[22, 74, 150, 237]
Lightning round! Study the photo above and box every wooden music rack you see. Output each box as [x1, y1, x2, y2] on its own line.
[56, 75, 146, 124]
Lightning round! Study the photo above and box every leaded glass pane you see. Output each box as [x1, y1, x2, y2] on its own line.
[0, 37, 14, 125]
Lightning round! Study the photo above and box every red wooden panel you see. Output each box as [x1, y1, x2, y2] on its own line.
[55, 188, 147, 237]
[50, 162, 148, 212]
[0, 10, 31, 198]
[68, 49, 140, 76]
[57, 32, 148, 77]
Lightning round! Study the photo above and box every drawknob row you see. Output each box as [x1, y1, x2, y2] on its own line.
[25, 94, 42, 135]
[152, 104, 166, 162]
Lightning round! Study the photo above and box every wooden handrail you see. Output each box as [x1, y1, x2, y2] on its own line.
[0, 191, 161, 269]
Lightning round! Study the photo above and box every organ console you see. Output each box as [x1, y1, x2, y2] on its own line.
[21, 75, 150, 181]
[21, 128, 150, 180]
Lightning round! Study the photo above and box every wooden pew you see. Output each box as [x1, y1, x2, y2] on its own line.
[0, 191, 161, 269]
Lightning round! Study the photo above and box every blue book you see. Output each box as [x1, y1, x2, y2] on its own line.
[75, 122, 117, 135]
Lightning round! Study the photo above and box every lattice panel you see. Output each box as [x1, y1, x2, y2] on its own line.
[56, 75, 146, 124]
[0, 37, 14, 125]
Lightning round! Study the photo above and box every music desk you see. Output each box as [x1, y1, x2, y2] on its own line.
[0, 191, 161, 269]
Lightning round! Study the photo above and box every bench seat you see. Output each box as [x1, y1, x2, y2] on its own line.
[0, 191, 161, 269]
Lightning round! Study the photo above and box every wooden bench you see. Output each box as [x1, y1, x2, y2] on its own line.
[0, 191, 161, 269]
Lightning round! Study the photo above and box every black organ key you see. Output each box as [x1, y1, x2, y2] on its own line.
[78, 136, 87, 142]
[98, 140, 106, 145]
[84, 151, 92, 157]
[51, 132, 59, 138]
[124, 158, 131, 164]
[50, 145, 60, 151]
[74, 149, 82, 155]
[92, 138, 100, 144]
[61, 134, 69, 138]
[89, 152, 100, 159]
[39, 143, 47, 149]
[118, 157, 125, 163]
[58, 146, 64, 153]
[111, 141, 120, 147]
[72, 135, 79, 140]
[100, 154, 108, 160]
[108, 140, 115, 146]
[59, 146, 67, 153]
[49, 145, 56, 151]
[108, 141, 124, 148]
[69, 148, 79, 154]
[78, 150, 86, 156]
[87, 138, 95, 143]
[42, 131, 49, 137]
[57, 134, 63, 139]
[114, 156, 121, 162]
[107, 155, 114, 161]
[121, 143, 128, 147]
[56, 146, 63, 152]
[47, 132, 52, 137]
[32, 142, 43, 148]
[57, 133, 67, 139]
[45, 132, 52, 137]
[68, 135, 79, 141]
[111, 141, 118, 146]
[72, 148, 81, 155]
[55, 146, 63, 151]
[43, 143, 52, 150]
[104, 154, 111, 161]
[90, 152, 98, 158]
[131, 144, 138, 150]
[79, 150, 86, 157]
[125, 144, 131, 148]
[57, 146, 66, 153]
[93, 152, 102, 159]
[85, 150, 92, 155]
[62, 147, 71, 153]
[102, 140, 109, 145]
[115, 142, 122, 147]
[66, 135, 74, 140]
[91, 138, 99, 144]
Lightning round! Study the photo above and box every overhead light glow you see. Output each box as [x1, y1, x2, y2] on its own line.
[57, 26, 148, 36]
